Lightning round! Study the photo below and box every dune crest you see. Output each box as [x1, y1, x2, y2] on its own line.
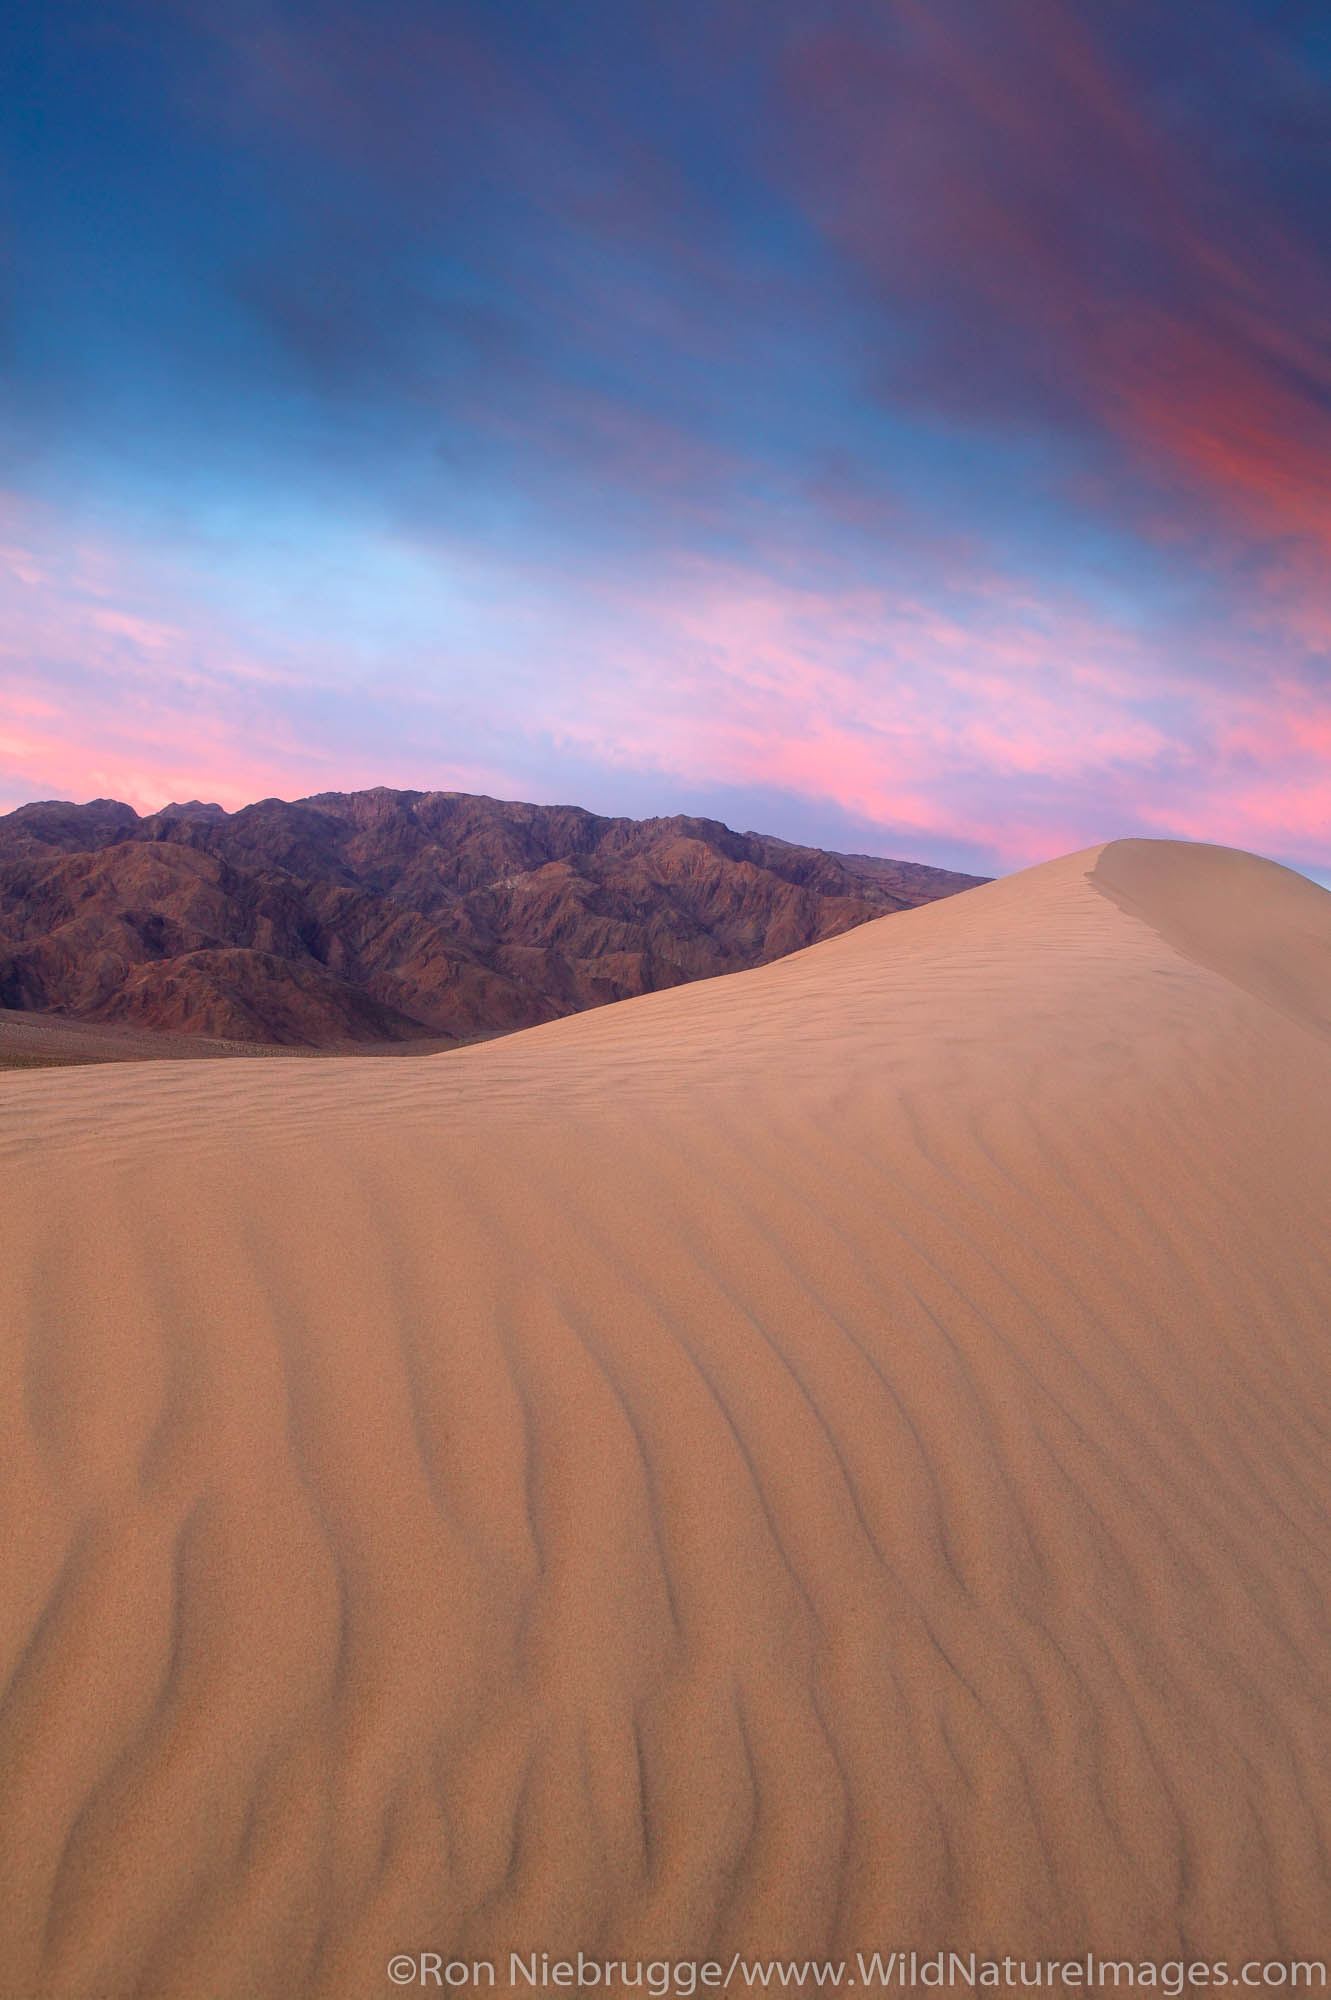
[1093, 837, 1331, 1042]
[2, 840, 1330, 1997]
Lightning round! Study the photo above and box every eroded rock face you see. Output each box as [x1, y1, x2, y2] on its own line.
[0, 789, 987, 1045]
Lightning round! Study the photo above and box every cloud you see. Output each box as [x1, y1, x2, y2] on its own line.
[0, 494, 508, 814]
[780, 0, 1331, 559]
[6, 2, 1331, 879]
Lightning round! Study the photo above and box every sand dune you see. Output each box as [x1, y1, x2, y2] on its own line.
[2, 839, 1330, 1998]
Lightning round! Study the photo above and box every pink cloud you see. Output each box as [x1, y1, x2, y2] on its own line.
[4, 487, 1330, 878]
[507, 543, 1331, 867]
[780, 0, 1331, 571]
[0, 494, 512, 815]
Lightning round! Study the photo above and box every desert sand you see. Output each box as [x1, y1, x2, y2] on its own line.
[1, 838, 1329, 1998]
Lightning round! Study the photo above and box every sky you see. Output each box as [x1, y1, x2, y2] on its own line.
[4, 0, 1331, 878]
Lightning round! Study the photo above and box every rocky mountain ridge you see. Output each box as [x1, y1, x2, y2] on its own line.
[0, 787, 987, 1045]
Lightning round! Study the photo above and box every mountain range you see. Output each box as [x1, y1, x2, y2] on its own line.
[0, 788, 986, 1046]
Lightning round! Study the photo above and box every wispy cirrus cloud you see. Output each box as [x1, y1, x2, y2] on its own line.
[781, 0, 1331, 559]
[6, 475, 1331, 877]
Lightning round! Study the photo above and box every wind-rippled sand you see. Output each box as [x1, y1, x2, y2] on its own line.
[2, 840, 1330, 1997]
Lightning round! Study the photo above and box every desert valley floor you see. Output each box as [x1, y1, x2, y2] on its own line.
[1, 839, 1330, 1998]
